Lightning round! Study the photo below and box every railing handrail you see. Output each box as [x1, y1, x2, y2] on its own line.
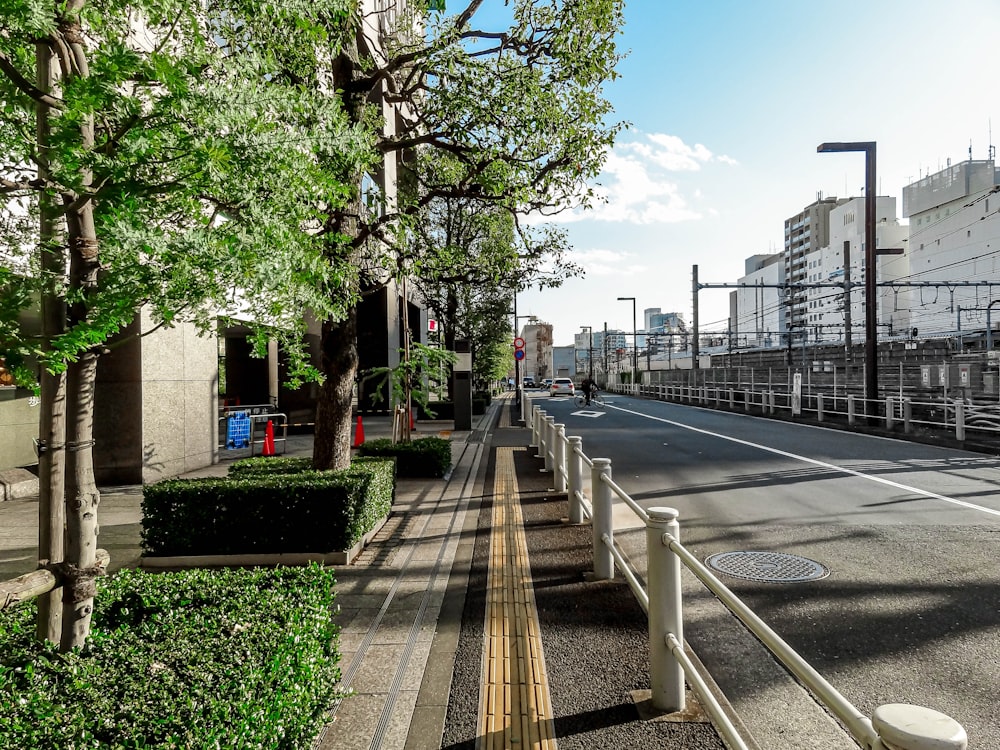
[598, 472, 649, 524]
[525, 396, 968, 750]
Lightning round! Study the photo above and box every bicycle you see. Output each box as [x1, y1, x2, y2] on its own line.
[573, 389, 604, 408]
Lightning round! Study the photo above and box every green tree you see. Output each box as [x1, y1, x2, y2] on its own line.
[407, 191, 577, 399]
[313, 0, 625, 469]
[0, 0, 364, 648]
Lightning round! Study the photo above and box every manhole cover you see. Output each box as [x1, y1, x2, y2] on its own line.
[705, 551, 829, 583]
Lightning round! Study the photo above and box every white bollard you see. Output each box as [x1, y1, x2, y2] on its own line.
[817, 393, 825, 422]
[744, 389, 751, 412]
[848, 394, 856, 425]
[886, 397, 895, 429]
[531, 406, 542, 448]
[543, 415, 555, 471]
[904, 398, 912, 434]
[646, 507, 685, 713]
[872, 703, 967, 750]
[553, 424, 566, 492]
[955, 401, 965, 441]
[567, 437, 584, 524]
[729, 388, 735, 409]
[591, 458, 614, 580]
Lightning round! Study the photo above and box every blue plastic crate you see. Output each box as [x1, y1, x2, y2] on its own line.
[226, 412, 251, 449]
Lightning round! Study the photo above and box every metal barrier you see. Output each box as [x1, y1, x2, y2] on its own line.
[606, 383, 999, 446]
[525, 397, 968, 750]
[218, 405, 287, 456]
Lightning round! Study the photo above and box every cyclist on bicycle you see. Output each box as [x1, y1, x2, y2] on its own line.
[580, 376, 595, 406]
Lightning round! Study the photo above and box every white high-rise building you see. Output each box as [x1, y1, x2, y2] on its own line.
[902, 159, 1000, 341]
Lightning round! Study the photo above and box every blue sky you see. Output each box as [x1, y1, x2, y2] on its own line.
[508, 0, 1000, 345]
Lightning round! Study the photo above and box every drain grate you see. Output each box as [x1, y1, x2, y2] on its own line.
[705, 551, 829, 583]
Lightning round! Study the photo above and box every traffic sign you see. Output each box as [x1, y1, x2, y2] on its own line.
[513, 337, 525, 348]
[514, 349, 525, 360]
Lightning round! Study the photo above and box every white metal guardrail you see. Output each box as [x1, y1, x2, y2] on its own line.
[525, 396, 969, 750]
[614, 382, 1000, 445]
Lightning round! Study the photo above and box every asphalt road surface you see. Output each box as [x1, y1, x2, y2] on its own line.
[536, 391, 1000, 749]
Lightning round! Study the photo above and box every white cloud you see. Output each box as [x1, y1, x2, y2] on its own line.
[536, 131, 737, 226]
[575, 247, 647, 277]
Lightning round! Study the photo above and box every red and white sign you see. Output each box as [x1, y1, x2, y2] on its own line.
[428, 319, 439, 332]
[513, 337, 525, 348]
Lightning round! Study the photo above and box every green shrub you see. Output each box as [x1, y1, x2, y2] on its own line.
[0, 566, 338, 749]
[229, 456, 313, 477]
[358, 436, 451, 478]
[142, 458, 395, 556]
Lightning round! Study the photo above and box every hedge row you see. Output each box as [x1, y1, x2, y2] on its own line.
[141, 458, 395, 557]
[0, 566, 339, 749]
[357, 436, 452, 478]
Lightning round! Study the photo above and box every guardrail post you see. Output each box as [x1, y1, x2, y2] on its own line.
[955, 401, 966, 441]
[744, 389, 751, 412]
[817, 393, 824, 422]
[543, 415, 555, 471]
[646, 507, 685, 713]
[848, 394, 856, 425]
[553, 424, 567, 492]
[871, 704, 967, 750]
[530, 406, 541, 449]
[729, 388, 735, 409]
[768, 390, 775, 415]
[567, 437, 585, 524]
[886, 397, 895, 430]
[591, 458, 614, 580]
[904, 398, 913, 434]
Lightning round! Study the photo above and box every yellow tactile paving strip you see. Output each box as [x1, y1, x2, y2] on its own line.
[498, 391, 512, 428]
[478, 447, 557, 750]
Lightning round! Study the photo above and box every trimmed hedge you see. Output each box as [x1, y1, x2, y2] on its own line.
[357, 436, 451, 478]
[0, 566, 339, 749]
[141, 458, 395, 557]
[229, 456, 313, 477]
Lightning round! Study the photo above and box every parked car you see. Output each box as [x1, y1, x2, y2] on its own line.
[549, 377, 575, 397]
[542, 378, 553, 389]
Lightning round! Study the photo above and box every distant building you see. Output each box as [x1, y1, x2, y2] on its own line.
[734, 253, 785, 348]
[520, 322, 553, 381]
[902, 159, 1000, 341]
[784, 196, 848, 335]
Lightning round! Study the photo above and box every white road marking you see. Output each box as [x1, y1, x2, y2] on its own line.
[607, 403, 1000, 519]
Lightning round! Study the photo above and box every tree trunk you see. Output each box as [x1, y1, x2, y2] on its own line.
[35, 38, 65, 644]
[60, 349, 100, 651]
[313, 307, 358, 471]
[57, 6, 102, 650]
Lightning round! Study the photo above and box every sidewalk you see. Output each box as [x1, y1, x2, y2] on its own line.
[0, 396, 729, 749]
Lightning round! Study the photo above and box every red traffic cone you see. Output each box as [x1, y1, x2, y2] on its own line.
[352, 415, 365, 448]
[262, 419, 276, 457]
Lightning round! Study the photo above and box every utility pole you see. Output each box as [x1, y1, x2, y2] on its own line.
[843, 240, 852, 365]
[692, 265, 700, 368]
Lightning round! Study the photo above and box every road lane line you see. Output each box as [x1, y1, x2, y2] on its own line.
[606, 404, 1000, 519]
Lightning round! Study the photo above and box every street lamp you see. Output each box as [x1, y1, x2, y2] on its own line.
[817, 141, 877, 411]
[617, 296, 637, 384]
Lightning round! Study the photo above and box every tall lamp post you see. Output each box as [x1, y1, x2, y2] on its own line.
[817, 141, 877, 412]
[617, 296, 637, 384]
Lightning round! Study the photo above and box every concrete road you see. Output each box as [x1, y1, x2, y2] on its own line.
[537, 392, 999, 749]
